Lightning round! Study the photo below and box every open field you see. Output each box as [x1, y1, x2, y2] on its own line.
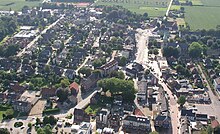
[0, 0, 43, 11]
[184, 6, 220, 30]
[95, 0, 169, 17]
[183, 0, 220, 30]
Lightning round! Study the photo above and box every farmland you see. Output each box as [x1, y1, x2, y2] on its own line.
[95, 0, 169, 17]
[183, 0, 220, 30]
[0, 0, 43, 11]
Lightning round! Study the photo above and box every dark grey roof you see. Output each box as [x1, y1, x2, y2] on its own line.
[181, 109, 195, 117]
[155, 115, 171, 121]
[124, 115, 150, 124]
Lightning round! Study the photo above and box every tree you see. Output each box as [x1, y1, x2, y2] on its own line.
[153, 48, 159, 55]
[118, 56, 127, 66]
[36, 118, 42, 125]
[188, 42, 203, 58]
[79, 67, 91, 77]
[60, 78, 70, 88]
[56, 88, 69, 102]
[43, 115, 57, 126]
[206, 125, 213, 134]
[110, 71, 125, 79]
[97, 78, 135, 102]
[150, 131, 159, 134]
[177, 95, 186, 106]
[0, 128, 10, 134]
[28, 123, 32, 129]
[43, 124, 52, 134]
[162, 46, 179, 58]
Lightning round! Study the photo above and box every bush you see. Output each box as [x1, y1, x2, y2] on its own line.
[43, 108, 60, 114]
[14, 122, 23, 128]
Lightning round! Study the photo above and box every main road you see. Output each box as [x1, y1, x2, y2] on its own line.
[135, 36, 179, 134]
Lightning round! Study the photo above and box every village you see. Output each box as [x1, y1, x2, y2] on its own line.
[0, 1, 220, 134]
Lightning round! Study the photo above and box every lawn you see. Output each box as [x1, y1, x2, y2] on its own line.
[95, 0, 169, 17]
[182, 0, 220, 30]
[84, 104, 101, 115]
[0, 0, 43, 11]
[0, 106, 12, 121]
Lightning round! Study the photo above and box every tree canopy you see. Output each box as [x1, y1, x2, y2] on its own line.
[97, 78, 135, 102]
[177, 95, 186, 106]
[162, 46, 179, 58]
[188, 42, 203, 58]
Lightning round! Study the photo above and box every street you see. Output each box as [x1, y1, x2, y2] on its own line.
[17, 14, 65, 57]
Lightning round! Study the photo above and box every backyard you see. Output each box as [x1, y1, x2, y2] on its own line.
[0, 0, 43, 11]
[95, 0, 169, 17]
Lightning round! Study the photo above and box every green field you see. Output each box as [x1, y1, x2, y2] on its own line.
[0, 0, 43, 11]
[184, 0, 220, 30]
[95, 0, 169, 17]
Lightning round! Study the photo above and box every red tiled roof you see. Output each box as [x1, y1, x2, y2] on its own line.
[70, 82, 79, 91]
[134, 108, 145, 116]
[211, 120, 219, 128]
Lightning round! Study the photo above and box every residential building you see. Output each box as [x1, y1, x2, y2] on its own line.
[81, 73, 100, 93]
[180, 109, 195, 121]
[96, 109, 110, 129]
[41, 87, 56, 98]
[154, 114, 171, 128]
[179, 117, 192, 134]
[13, 90, 40, 113]
[99, 60, 118, 77]
[69, 82, 79, 96]
[123, 115, 151, 132]
[74, 108, 90, 124]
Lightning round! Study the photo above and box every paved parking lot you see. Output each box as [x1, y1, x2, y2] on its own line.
[195, 104, 220, 120]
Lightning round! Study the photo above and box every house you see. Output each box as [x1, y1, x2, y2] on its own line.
[203, 58, 213, 68]
[0, 92, 6, 103]
[196, 113, 208, 122]
[71, 122, 92, 134]
[125, 67, 137, 78]
[90, 92, 100, 105]
[154, 114, 171, 128]
[64, 69, 75, 80]
[179, 117, 192, 134]
[99, 60, 118, 76]
[134, 108, 145, 116]
[10, 82, 26, 93]
[13, 90, 40, 113]
[69, 82, 79, 96]
[109, 114, 121, 130]
[73, 108, 90, 124]
[180, 109, 195, 121]
[211, 120, 219, 129]
[41, 87, 56, 98]
[213, 77, 220, 94]
[123, 115, 151, 132]
[81, 73, 100, 93]
[96, 109, 110, 129]
[13, 101, 32, 113]
[137, 78, 147, 102]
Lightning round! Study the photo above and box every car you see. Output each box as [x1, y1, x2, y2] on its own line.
[21, 127, 25, 129]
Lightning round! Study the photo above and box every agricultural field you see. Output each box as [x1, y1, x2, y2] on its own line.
[0, 0, 43, 11]
[95, 0, 170, 17]
[183, 0, 220, 30]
